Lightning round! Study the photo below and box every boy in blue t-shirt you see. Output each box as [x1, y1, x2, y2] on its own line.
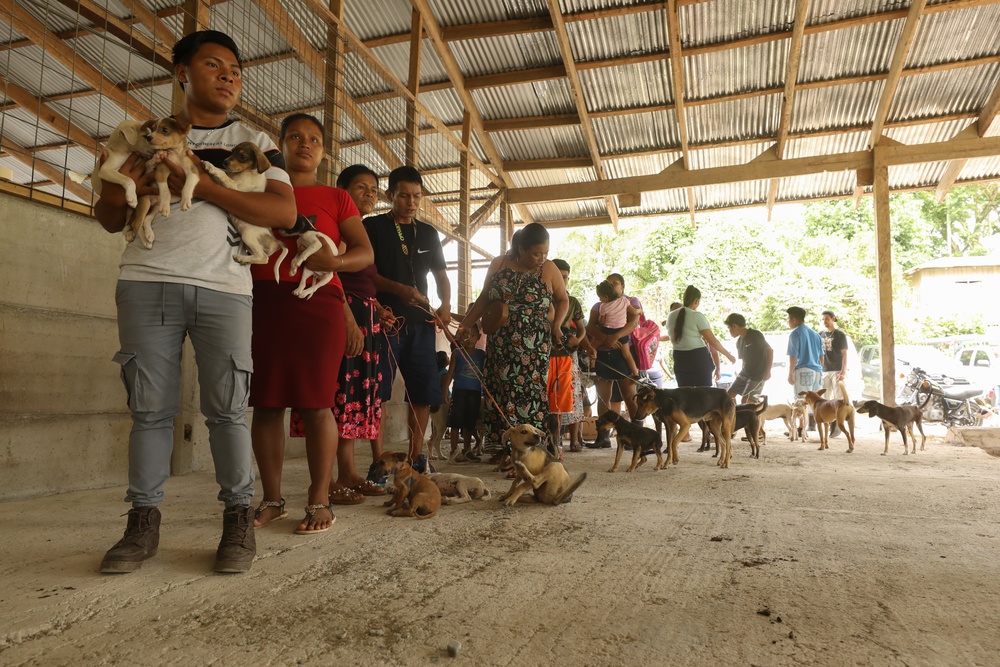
[445, 323, 486, 462]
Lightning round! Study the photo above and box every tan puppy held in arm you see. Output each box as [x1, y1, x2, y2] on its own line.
[498, 424, 587, 506]
[798, 381, 857, 452]
[129, 117, 200, 249]
[425, 472, 491, 505]
[202, 141, 288, 280]
[373, 452, 441, 519]
[92, 119, 154, 207]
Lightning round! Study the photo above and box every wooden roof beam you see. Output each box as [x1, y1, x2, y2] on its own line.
[869, 0, 928, 148]
[441, 16, 554, 41]
[978, 77, 1000, 137]
[0, 135, 94, 203]
[464, 65, 567, 90]
[0, 76, 98, 153]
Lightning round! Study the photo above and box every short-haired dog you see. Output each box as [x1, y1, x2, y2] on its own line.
[798, 381, 857, 452]
[373, 452, 441, 519]
[596, 410, 664, 472]
[758, 399, 808, 444]
[498, 424, 586, 506]
[278, 214, 340, 300]
[92, 119, 154, 208]
[425, 472, 491, 505]
[633, 385, 737, 468]
[201, 141, 288, 280]
[856, 400, 926, 455]
[129, 116, 200, 249]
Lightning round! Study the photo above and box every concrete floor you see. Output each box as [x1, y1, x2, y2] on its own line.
[2, 421, 999, 666]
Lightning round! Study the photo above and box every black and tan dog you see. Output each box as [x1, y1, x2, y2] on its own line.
[798, 381, 857, 452]
[633, 385, 737, 468]
[499, 424, 586, 506]
[596, 410, 664, 472]
[373, 452, 441, 519]
[699, 398, 768, 459]
[857, 400, 926, 455]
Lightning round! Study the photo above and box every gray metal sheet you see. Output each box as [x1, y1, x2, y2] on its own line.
[579, 60, 672, 111]
[472, 79, 576, 119]
[242, 57, 322, 115]
[807, 0, 910, 27]
[889, 63, 1000, 122]
[889, 161, 949, 189]
[689, 142, 774, 170]
[959, 155, 1000, 182]
[65, 33, 168, 86]
[784, 130, 869, 158]
[2, 44, 84, 97]
[449, 32, 562, 78]
[603, 151, 683, 180]
[47, 94, 128, 140]
[884, 118, 975, 145]
[791, 80, 882, 134]
[687, 93, 782, 144]
[685, 39, 787, 101]
[211, 0, 291, 61]
[691, 180, 769, 210]
[343, 0, 412, 41]
[564, 9, 667, 63]
[368, 39, 448, 88]
[508, 167, 597, 188]
[906, 4, 1000, 69]
[491, 126, 589, 161]
[418, 88, 465, 125]
[593, 110, 678, 155]
[0, 106, 65, 147]
[617, 188, 689, 217]
[777, 171, 856, 201]
[427, 0, 548, 27]
[798, 20, 900, 84]
[679, 0, 796, 49]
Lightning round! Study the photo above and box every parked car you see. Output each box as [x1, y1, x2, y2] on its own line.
[859, 344, 975, 402]
[953, 344, 999, 405]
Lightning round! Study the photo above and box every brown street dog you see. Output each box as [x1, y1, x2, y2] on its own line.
[856, 400, 926, 455]
[633, 385, 737, 468]
[129, 116, 200, 249]
[596, 410, 664, 472]
[373, 452, 441, 519]
[798, 381, 857, 452]
[499, 424, 586, 506]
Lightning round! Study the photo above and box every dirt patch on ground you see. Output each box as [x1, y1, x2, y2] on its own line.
[2, 421, 999, 666]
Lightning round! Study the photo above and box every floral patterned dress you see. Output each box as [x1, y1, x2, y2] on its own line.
[482, 265, 552, 446]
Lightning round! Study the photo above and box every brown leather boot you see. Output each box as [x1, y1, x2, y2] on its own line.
[100, 506, 161, 574]
[215, 505, 255, 573]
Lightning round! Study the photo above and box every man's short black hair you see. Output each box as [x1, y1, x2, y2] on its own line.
[337, 164, 379, 190]
[172, 30, 242, 68]
[822, 309, 837, 321]
[552, 258, 570, 272]
[787, 306, 806, 321]
[724, 313, 746, 328]
[387, 166, 422, 192]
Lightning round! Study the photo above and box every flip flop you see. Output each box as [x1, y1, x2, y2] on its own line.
[351, 479, 387, 496]
[329, 487, 365, 505]
[294, 504, 335, 535]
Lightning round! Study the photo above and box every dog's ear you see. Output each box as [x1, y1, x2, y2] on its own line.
[817, 389, 826, 396]
[172, 116, 191, 135]
[117, 123, 139, 146]
[390, 452, 407, 463]
[254, 147, 271, 173]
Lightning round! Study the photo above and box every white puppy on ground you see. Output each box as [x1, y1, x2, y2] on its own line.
[425, 472, 491, 505]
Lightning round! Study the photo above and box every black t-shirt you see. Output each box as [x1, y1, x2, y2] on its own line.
[737, 328, 771, 381]
[820, 328, 848, 372]
[364, 213, 446, 325]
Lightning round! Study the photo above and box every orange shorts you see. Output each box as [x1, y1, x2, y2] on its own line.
[547, 356, 574, 414]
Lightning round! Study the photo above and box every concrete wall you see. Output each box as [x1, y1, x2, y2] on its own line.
[0, 194, 418, 501]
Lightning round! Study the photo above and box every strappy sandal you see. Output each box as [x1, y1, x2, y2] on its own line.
[294, 504, 335, 535]
[253, 498, 288, 527]
[329, 487, 365, 505]
[351, 479, 387, 496]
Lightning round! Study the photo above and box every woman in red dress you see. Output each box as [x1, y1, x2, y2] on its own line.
[249, 114, 373, 533]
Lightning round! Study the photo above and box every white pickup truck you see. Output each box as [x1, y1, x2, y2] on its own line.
[954, 345, 1000, 405]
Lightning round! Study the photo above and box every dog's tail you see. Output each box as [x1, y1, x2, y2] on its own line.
[479, 488, 492, 500]
[272, 244, 289, 283]
[415, 505, 439, 520]
[755, 396, 768, 414]
[553, 472, 587, 505]
[838, 381, 851, 406]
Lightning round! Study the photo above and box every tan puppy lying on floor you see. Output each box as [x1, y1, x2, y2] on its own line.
[373, 452, 441, 519]
[798, 381, 857, 452]
[498, 424, 587, 506]
[426, 472, 491, 505]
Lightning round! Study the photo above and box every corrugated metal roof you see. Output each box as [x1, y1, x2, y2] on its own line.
[508, 167, 597, 188]
[798, 20, 901, 84]
[418, 88, 465, 125]
[368, 40, 448, 88]
[449, 32, 562, 77]
[491, 126, 589, 161]
[64, 34, 168, 87]
[35, 145, 95, 181]
[471, 79, 576, 119]
[807, 0, 909, 27]
[564, 9, 668, 63]
[687, 94, 782, 144]
[884, 118, 974, 145]
[689, 142, 775, 170]
[691, 180, 769, 210]
[12, 0, 82, 33]
[579, 60, 672, 111]
[242, 58, 321, 115]
[889, 161, 949, 189]
[791, 80, 882, 134]
[47, 94, 127, 140]
[603, 151, 683, 179]
[889, 63, 1000, 122]
[526, 199, 607, 221]
[685, 40, 787, 101]
[592, 110, 678, 155]
[679, 0, 796, 48]
[906, 4, 1000, 68]
[784, 130, 869, 158]
[211, 0, 291, 61]
[427, 0, 548, 27]
[958, 155, 1000, 182]
[0, 106, 66, 147]
[3, 45, 84, 97]
[778, 171, 856, 201]
[617, 187, 689, 217]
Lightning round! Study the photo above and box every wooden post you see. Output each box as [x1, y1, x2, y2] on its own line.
[500, 190, 512, 256]
[873, 146, 897, 405]
[318, 0, 345, 185]
[405, 8, 422, 168]
[457, 111, 472, 310]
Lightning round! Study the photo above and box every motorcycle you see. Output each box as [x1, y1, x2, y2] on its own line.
[899, 367, 989, 427]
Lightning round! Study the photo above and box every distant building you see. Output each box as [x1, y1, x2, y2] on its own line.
[904, 255, 1000, 328]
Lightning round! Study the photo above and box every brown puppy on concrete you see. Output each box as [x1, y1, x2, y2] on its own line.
[798, 381, 857, 452]
[499, 424, 586, 506]
[373, 452, 441, 519]
[856, 400, 926, 455]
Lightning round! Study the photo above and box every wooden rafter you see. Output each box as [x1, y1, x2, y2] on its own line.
[664, 0, 696, 226]
[55, 0, 174, 71]
[977, 78, 1000, 137]
[545, 0, 618, 230]
[405, 7, 421, 168]
[870, 0, 928, 147]
[0, 76, 98, 154]
[0, 134, 94, 202]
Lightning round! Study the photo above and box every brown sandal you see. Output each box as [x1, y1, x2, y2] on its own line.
[329, 487, 365, 505]
[253, 498, 288, 527]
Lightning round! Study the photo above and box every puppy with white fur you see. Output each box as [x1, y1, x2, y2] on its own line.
[279, 215, 340, 300]
[425, 472, 491, 505]
[92, 119, 154, 207]
[202, 141, 288, 279]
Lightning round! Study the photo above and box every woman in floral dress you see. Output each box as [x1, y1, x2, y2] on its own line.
[458, 223, 569, 447]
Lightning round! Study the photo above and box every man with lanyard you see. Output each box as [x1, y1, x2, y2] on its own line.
[723, 313, 772, 403]
[820, 309, 849, 436]
[365, 166, 450, 470]
[786, 306, 823, 436]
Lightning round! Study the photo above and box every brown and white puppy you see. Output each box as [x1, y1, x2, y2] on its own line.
[798, 381, 857, 452]
[278, 214, 340, 300]
[92, 119, 154, 206]
[633, 385, 737, 468]
[202, 141, 287, 280]
[425, 472, 491, 505]
[373, 452, 441, 519]
[758, 399, 808, 444]
[128, 117, 200, 249]
[856, 400, 926, 455]
[498, 424, 586, 506]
